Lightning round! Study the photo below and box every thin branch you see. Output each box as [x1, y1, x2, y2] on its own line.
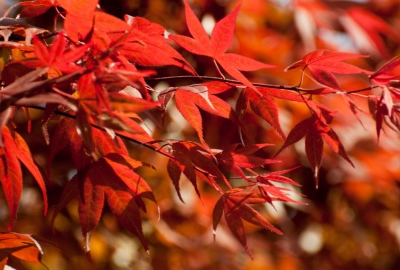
[146, 75, 303, 91]
[146, 75, 373, 93]
[347, 85, 379, 94]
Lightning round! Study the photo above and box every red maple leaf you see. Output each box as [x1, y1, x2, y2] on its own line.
[167, 141, 227, 202]
[57, 0, 99, 41]
[24, 32, 90, 75]
[169, 0, 273, 90]
[256, 167, 302, 187]
[19, 0, 56, 17]
[275, 114, 354, 187]
[213, 189, 282, 258]
[241, 87, 286, 140]
[160, 84, 241, 148]
[0, 127, 47, 229]
[217, 143, 279, 181]
[370, 56, 400, 86]
[0, 232, 43, 268]
[52, 153, 156, 253]
[368, 86, 400, 140]
[109, 16, 195, 74]
[286, 49, 369, 90]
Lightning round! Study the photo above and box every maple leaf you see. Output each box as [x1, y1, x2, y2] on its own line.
[167, 141, 226, 201]
[256, 87, 305, 102]
[169, 0, 273, 90]
[167, 143, 200, 202]
[52, 153, 156, 253]
[217, 143, 279, 181]
[57, 0, 99, 42]
[47, 117, 130, 173]
[23, 32, 90, 76]
[70, 71, 160, 159]
[250, 167, 306, 208]
[368, 86, 400, 140]
[201, 81, 236, 95]
[113, 112, 159, 146]
[213, 189, 282, 258]
[256, 167, 302, 187]
[343, 7, 400, 59]
[241, 87, 286, 140]
[174, 88, 207, 146]
[98, 58, 155, 100]
[162, 84, 240, 147]
[0, 232, 43, 268]
[286, 49, 369, 90]
[110, 16, 195, 74]
[90, 11, 131, 50]
[370, 56, 400, 86]
[20, 0, 56, 18]
[275, 115, 354, 187]
[0, 127, 47, 229]
[159, 81, 254, 148]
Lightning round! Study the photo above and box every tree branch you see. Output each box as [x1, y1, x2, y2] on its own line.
[146, 75, 374, 93]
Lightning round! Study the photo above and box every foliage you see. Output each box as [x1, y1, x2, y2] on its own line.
[0, 0, 400, 269]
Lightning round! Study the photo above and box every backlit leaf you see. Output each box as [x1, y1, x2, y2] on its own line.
[286, 49, 369, 89]
[170, 0, 273, 90]
[244, 88, 286, 140]
[0, 233, 43, 265]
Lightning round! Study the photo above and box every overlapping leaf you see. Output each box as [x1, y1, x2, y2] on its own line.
[275, 114, 354, 187]
[256, 167, 301, 187]
[24, 32, 90, 75]
[286, 49, 369, 90]
[241, 87, 286, 140]
[52, 153, 156, 253]
[164, 84, 240, 147]
[48, 117, 128, 171]
[0, 232, 43, 268]
[213, 189, 282, 258]
[0, 127, 47, 229]
[20, 0, 56, 17]
[170, 0, 273, 89]
[167, 141, 227, 201]
[368, 86, 400, 140]
[217, 143, 279, 181]
[57, 0, 99, 41]
[370, 56, 400, 86]
[110, 16, 194, 73]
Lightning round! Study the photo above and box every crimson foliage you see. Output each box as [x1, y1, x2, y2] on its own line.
[0, 0, 399, 268]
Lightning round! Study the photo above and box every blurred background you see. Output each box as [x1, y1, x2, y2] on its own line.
[1, 0, 400, 269]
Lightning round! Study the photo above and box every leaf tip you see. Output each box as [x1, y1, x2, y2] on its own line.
[245, 246, 254, 260]
[7, 220, 15, 232]
[157, 205, 161, 222]
[313, 166, 319, 189]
